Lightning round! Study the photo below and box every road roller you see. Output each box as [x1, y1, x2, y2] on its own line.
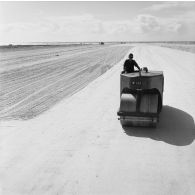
[117, 68, 164, 127]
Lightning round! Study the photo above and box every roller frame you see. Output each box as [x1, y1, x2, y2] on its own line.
[117, 69, 164, 127]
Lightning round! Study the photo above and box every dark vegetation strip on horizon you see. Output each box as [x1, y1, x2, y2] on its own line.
[1, 41, 195, 47]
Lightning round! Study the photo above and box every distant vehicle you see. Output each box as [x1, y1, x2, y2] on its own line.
[99, 42, 104, 45]
[117, 67, 164, 127]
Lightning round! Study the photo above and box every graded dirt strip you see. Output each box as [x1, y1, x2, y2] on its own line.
[0, 45, 195, 195]
[0, 45, 130, 119]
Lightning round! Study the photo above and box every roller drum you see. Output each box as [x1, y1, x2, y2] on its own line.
[120, 93, 137, 113]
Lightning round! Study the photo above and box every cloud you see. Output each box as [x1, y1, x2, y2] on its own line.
[136, 15, 161, 33]
[134, 14, 185, 34]
[145, 2, 195, 12]
[0, 22, 60, 34]
[47, 14, 102, 34]
[142, 2, 195, 35]
[0, 12, 194, 43]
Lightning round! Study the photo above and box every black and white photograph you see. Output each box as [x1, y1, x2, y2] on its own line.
[0, 1, 195, 194]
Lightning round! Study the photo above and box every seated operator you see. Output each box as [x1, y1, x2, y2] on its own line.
[122, 53, 141, 73]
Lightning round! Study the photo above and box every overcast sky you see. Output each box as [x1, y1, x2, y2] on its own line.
[0, 1, 195, 44]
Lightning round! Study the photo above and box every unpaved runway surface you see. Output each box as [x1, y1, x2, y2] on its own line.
[0, 44, 130, 120]
[0, 45, 195, 195]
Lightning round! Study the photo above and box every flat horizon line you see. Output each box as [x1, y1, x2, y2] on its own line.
[1, 41, 195, 47]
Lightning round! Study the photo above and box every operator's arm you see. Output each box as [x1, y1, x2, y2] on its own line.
[134, 60, 141, 71]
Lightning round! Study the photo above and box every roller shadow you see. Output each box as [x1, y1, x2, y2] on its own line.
[122, 106, 195, 146]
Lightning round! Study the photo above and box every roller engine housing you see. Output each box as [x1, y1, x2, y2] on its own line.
[117, 68, 164, 127]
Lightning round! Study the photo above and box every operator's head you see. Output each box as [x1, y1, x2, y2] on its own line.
[129, 53, 133, 59]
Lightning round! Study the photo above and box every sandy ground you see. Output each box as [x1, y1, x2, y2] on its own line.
[0, 44, 130, 120]
[0, 45, 195, 195]
[159, 43, 195, 54]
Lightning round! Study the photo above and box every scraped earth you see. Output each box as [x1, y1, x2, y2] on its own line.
[0, 44, 130, 120]
[0, 45, 195, 195]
